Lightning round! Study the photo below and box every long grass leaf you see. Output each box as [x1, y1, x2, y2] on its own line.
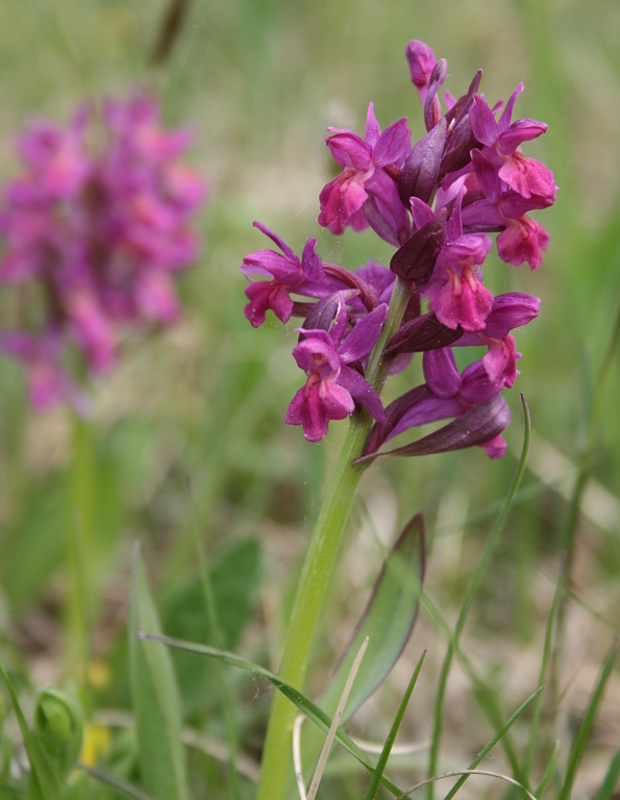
[136, 632, 406, 797]
[592, 748, 620, 800]
[0, 659, 60, 800]
[558, 642, 618, 800]
[129, 547, 189, 800]
[364, 650, 426, 800]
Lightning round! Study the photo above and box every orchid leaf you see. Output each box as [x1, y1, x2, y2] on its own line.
[320, 513, 425, 722]
[0, 658, 60, 800]
[135, 632, 405, 797]
[129, 547, 189, 800]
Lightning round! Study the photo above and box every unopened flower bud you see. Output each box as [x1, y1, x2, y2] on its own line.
[34, 687, 83, 780]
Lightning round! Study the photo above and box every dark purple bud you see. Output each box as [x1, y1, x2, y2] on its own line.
[398, 119, 447, 206]
[385, 313, 463, 357]
[390, 208, 447, 284]
[364, 385, 433, 455]
[303, 289, 358, 331]
[445, 70, 483, 127]
[441, 114, 479, 175]
[424, 59, 448, 131]
[357, 394, 510, 463]
[323, 263, 379, 310]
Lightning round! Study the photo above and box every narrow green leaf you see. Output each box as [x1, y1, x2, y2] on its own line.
[364, 651, 426, 800]
[534, 739, 559, 797]
[559, 642, 618, 800]
[136, 632, 406, 798]
[0, 659, 60, 800]
[79, 763, 157, 800]
[129, 547, 189, 800]
[321, 513, 425, 722]
[592, 748, 620, 800]
[525, 555, 567, 783]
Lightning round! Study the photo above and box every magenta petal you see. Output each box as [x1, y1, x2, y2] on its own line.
[497, 153, 557, 202]
[318, 171, 370, 234]
[497, 216, 549, 268]
[326, 131, 373, 171]
[422, 348, 461, 397]
[373, 118, 411, 167]
[285, 378, 353, 442]
[339, 365, 385, 421]
[364, 102, 381, 148]
[244, 281, 294, 327]
[337, 303, 388, 363]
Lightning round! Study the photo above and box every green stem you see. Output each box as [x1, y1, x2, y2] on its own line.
[255, 277, 412, 800]
[66, 415, 96, 682]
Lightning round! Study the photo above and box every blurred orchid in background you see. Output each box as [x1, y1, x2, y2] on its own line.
[0, 96, 206, 411]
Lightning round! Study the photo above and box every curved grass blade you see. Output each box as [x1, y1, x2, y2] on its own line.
[441, 685, 545, 800]
[129, 547, 189, 800]
[0, 659, 60, 800]
[321, 513, 425, 722]
[364, 650, 426, 800]
[78, 763, 157, 800]
[135, 632, 406, 797]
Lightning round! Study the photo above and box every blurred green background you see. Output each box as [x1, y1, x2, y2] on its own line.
[0, 0, 618, 797]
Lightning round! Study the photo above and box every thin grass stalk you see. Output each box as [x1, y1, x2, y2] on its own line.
[255, 278, 412, 800]
[523, 556, 566, 785]
[558, 642, 618, 800]
[66, 414, 96, 683]
[426, 396, 531, 799]
[187, 482, 242, 800]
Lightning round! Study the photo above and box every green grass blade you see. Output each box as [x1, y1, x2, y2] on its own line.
[534, 739, 559, 797]
[0, 659, 60, 800]
[136, 632, 406, 797]
[321, 513, 425, 722]
[592, 748, 620, 800]
[428, 395, 531, 798]
[364, 650, 426, 800]
[129, 547, 189, 800]
[441, 685, 544, 800]
[558, 642, 618, 800]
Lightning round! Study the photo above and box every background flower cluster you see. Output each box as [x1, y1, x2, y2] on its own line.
[0, 96, 206, 411]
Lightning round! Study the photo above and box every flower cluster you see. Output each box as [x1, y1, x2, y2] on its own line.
[241, 40, 556, 457]
[0, 96, 206, 410]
